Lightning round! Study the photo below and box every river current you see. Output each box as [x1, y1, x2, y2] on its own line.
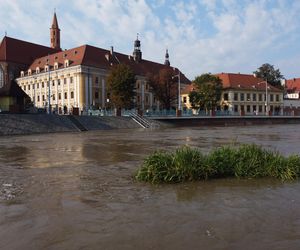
[0, 124, 300, 250]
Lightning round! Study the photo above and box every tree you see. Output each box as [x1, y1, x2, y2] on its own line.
[147, 68, 178, 110]
[253, 63, 284, 88]
[107, 64, 136, 109]
[189, 73, 222, 112]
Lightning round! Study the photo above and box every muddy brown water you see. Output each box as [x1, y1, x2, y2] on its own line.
[0, 124, 300, 250]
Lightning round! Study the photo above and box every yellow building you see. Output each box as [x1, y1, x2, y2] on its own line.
[16, 13, 190, 114]
[181, 73, 284, 115]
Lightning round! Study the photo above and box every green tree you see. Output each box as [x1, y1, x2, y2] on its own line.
[253, 63, 284, 88]
[189, 73, 222, 112]
[107, 64, 136, 109]
[147, 68, 178, 110]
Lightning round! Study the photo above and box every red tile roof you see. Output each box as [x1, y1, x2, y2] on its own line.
[0, 36, 59, 66]
[286, 78, 300, 92]
[216, 73, 282, 92]
[26, 44, 190, 84]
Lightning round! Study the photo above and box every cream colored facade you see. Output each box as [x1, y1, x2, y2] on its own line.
[16, 65, 155, 114]
[181, 89, 284, 115]
[221, 89, 284, 115]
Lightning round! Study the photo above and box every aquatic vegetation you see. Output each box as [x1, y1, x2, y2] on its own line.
[135, 144, 300, 183]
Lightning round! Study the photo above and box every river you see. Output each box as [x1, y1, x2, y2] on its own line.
[0, 124, 300, 250]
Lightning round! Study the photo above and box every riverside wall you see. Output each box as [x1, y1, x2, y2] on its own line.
[0, 114, 139, 136]
[151, 116, 300, 127]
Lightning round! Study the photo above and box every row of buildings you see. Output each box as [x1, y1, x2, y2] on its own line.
[1, 12, 300, 115]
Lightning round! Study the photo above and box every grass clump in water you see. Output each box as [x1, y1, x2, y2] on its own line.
[135, 144, 300, 183]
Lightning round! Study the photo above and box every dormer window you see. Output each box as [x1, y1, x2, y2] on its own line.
[64, 60, 69, 68]
[20, 71, 25, 77]
[45, 65, 49, 72]
[54, 62, 59, 70]
[28, 69, 32, 76]
[36, 67, 40, 74]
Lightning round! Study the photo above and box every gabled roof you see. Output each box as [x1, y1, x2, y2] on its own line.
[216, 73, 282, 92]
[25, 44, 191, 84]
[0, 36, 59, 66]
[286, 78, 300, 92]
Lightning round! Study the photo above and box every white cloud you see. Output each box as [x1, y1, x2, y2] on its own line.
[1, 0, 300, 80]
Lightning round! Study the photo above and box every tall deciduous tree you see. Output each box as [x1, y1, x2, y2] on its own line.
[147, 68, 178, 110]
[189, 73, 222, 112]
[107, 64, 136, 109]
[253, 63, 284, 88]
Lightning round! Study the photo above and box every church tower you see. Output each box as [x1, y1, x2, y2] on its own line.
[50, 12, 61, 50]
[164, 49, 170, 66]
[133, 34, 142, 62]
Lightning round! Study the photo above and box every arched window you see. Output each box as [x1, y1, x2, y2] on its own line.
[0, 66, 4, 88]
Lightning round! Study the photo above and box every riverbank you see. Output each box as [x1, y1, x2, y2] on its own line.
[0, 114, 140, 136]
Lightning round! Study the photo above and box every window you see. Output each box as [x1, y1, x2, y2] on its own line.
[64, 60, 69, 68]
[64, 78, 67, 84]
[183, 96, 187, 103]
[37, 83, 39, 89]
[270, 94, 274, 102]
[259, 94, 262, 102]
[146, 95, 149, 103]
[28, 85, 31, 91]
[259, 105, 263, 113]
[253, 105, 257, 112]
[42, 82, 44, 88]
[240, 105, 244, 111]
[52, 81, 55, 87]
[58, 93, 61, 100]
[95, 77, 99, 84]
[276, 94, 279, 102]
[223, 93, 229, 101]
[24, 85, 26, 91]
[54, 63, 58, 70]
[247, 93, 251, 101]
[37, 95, 40, 102]
[95, 92, 99, 99]
[28, 70, 32, 76]
[247, 105, 251, 112]
[64, 92, 67, 99]
[58, 79, 61, 86]
[146, 84, 149, 90]
[234, 93, 238, 101]
[70, 77, 73, 84]
[42, 95, 45, 101]
[137, 83, 140, 89]
[53, 94, 55, 101]
[234, 105, 238, 112]
[252, 93, 256, 101]
[240, 93, 244, 101]
[71, 91, 74, 99]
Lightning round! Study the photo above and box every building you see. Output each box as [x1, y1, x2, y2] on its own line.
[15, 13, 190, 114]
[0, 36, 58, 112]
[283, 78, 300, 115]
[181, 73, 284, 115]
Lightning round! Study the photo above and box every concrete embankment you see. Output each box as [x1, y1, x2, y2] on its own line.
[151, 116, 300, 127]
[0, 114, 140, 136]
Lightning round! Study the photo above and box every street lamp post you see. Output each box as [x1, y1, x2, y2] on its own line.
[172, 71, 181, 117]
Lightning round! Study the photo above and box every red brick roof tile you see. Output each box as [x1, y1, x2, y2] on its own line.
[0, 36, 59, 66]
[286, 78, 300, 92]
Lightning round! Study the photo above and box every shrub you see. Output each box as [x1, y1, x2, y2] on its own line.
[135, 144, 300, 184]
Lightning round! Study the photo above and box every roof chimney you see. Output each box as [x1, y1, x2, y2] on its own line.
[110, 46, 114, 55]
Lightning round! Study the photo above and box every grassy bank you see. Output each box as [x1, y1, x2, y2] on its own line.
[135, 144, 300, 183]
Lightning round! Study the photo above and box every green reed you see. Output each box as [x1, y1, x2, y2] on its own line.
[135, 144, 300, 183]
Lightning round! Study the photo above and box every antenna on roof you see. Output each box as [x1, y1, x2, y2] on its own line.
[54, 8, 56, 13]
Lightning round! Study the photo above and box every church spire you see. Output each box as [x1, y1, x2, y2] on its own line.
[133, 33, 142, 62]
[164, 49, 170, 66]
[50, 11, 61, 50]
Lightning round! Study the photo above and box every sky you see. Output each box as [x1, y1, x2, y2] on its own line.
[1, 0, 300, 80]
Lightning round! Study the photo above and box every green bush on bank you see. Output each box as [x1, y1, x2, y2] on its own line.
[135, 144, 300, 183]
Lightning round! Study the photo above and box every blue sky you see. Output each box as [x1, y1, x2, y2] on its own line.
[1, 0, 300, 80]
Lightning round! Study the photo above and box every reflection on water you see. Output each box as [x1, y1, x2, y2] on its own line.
[0, 124, 300, 249]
